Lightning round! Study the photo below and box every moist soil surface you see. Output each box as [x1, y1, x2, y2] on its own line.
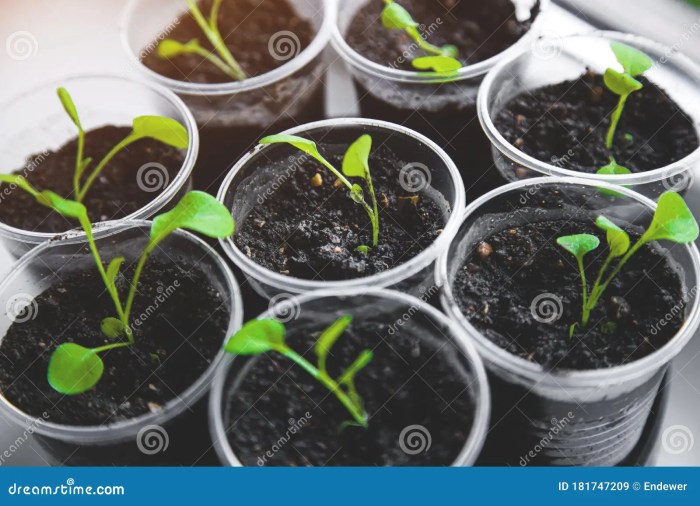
[453, 219, 684, 370]
[346, 0, 539, 71]
[0, 260, 228, 425]
[224, 319, 475, 465]
[494, 72, 699, 173]
[234, 143, 447, 281]
[0, 126, 184, 234]
[141, 0, 315, 83]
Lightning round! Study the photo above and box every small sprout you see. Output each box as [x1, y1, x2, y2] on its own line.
[597, 157, 632, 176]
[226, 316, 372, 428]
[356, 245, 370, 255]
[55, 87, 190, 202]
[260, 134, 380, 247]
[603, 42, 652, 150]
[557, 191, 698, 329]
[157, 0, 246, 81]
[380, 0, 461, 73]
[0, 181, 235, 394]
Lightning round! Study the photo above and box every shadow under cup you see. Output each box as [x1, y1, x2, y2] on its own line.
[439, 178, 700, 466]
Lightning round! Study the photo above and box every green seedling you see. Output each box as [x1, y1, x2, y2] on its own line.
[380, 0, 461, 73]
[0, 177, 234, 394]
[259, 134, 380, 247]
[226, 316, 373, 428]
[157, 0, 246, 81]
[56, 87, 189, 202]
[603, 42, 653, 150]
[557, 192, 698, 331]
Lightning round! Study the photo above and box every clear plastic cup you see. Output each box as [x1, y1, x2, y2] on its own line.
[477, 32, 700, 200]
[0, 74, 199, 259]
[331, 0, 549, 187]
[121, 0, 331, 194]
[209, 288, 491, 466]
[0, 221, 243, 466]
[217, 118, 466, 299]
[437, 177, 700, 466]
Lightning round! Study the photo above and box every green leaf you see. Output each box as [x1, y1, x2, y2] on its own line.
[342, 135, 372, 181]
[596, 216, 630, 257]
[106, 257, 125, 287]
[339, 350, 374, 384]
[225, 319, 286, 355]
[57, 87, 82, 130]
[610, 42, 653, 76]
[315, 315, 353, 365]
[101, 317, 124, 339]
[411, 55, 462, 73]
[259, 134, 323, 160]
[597, 159, 632, 176]
[48, 343, 104, 395]
[157, 38, 196, 58]
[151, 191, 234, 242]
[37, 191, 88, 221]
[557, 234, 600, 260]
[356, 245, 370, 255]
[131, 116, 189, 149]
[381, 1, 417, 30]
[441, 44, 459, 59]
[0, 174, 40, 197]
[604, 68, 643, 96]
[641, 191, 699, 244]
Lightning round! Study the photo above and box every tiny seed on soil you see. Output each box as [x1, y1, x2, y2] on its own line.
[333, 246, 342, 254]
[333, 178, 342, 188]
[514, 138, 525, 148]
[515, 114, 527, 126]
[379, 193, 389, 208]
[310, 173, 323, 187]
[253, 218, 266, 229]
[398, 195, 420, 207]
[477, 241, 493, 260]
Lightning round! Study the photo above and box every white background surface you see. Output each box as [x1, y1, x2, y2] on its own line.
[0, 0, 699, 466]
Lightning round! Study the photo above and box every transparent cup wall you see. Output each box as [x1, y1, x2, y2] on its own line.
[440, 179, 700, 465]
[478, 33, 700, 199]
[0, 222, 242, 466]
[0, 75, 198, 258]
[218, 119, 464, 299]
[210, 289, 490, 467]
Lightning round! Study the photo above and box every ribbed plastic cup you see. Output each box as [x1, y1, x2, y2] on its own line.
[477, 32, 700, 199]
[437, 177, 700, 466]
[0, 75, 198, 258]
[0, 221, 242, 466]
[209, 288, 490, 466]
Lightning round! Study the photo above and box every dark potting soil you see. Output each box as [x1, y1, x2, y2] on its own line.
[0, 260, 228, 425]
[234, 144, 448, 281]
[0, 126, 184, 234]
[224, 319, 475, 465]
[494, 72, 699, 173]
[346, 0, 539, 71]
[140, 0, 314, 83]
[453, 220, 685, 370]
